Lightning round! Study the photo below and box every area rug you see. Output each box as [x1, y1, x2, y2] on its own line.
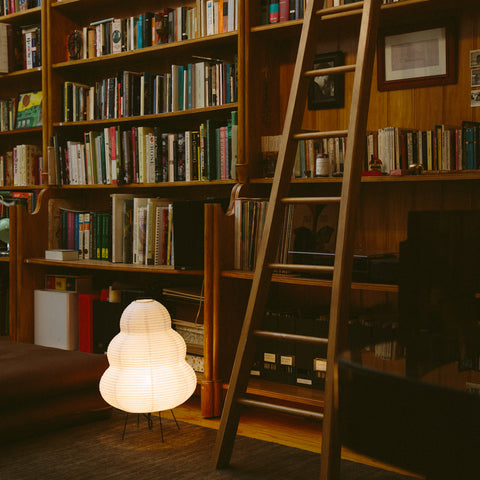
[0, 410, 415, 480]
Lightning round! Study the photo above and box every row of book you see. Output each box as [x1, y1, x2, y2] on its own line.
[259, 0, 408, 27]
[261, 120, 480, 178]
[234, 198, 339, 272]
[260, 134, 344, 178]
[62, 60, 238, 122]
[49, 114, 238, 185]
[0, 144, 43, 186]
[0, 0, 40, 16]
[369, 122, 480, 173]
[52, 198, 204, 269]
[0, 22, 41, 74]
[53, 208, 111, 261]
[77, 0, 237, 60]
[260, 0, 304, 25]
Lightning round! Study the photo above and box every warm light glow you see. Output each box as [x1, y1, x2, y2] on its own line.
[99, 299, 197, 413]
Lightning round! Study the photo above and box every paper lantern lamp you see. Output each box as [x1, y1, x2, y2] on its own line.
[99, 299, 197, 413]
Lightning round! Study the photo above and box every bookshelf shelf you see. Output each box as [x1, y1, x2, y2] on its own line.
[222, 270, 398, 292]
[249, 171, 480, 184]
[229, 378, 325, 410]
[52, 32, 238, 73]
[53, 104, 239, 129]
[0, 68, 42, 80]
[25, 257, 204, 275]
[0, 6, 42, 23]
[0, 127, 43, 137]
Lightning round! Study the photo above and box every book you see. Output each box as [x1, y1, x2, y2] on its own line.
[45, 248, 79, 261]
[172, 200, 204, 270]
[15, 91, 43, 129]
[44, 274, 92, 293]
[78, 292, 100, 353]
[111, 193, 135, 263]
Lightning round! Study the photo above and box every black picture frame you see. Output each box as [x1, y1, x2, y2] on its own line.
[308, 51, 345, 110]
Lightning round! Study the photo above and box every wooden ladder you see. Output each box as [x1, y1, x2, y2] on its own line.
[212, 0, 382, 478]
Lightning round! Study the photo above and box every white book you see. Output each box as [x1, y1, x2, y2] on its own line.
[146, 132, 156, 183]
[206, 0, 214, 36]
[66, 141, 76, 184]
[228, 0, 235, 32]
[45, 249, 80, 261]
[194, 61, 206, 108]
[103, 127, 111, 184]
[145, 198, 171, 266]
[25, 32, 33, 69]
[132, 197, 148, 264]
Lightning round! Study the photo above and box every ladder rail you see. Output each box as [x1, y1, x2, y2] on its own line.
[320, 0, 383, 479]
[212, 0, 327, 468]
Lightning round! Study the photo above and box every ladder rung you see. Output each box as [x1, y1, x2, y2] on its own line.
[293, 130, 348, 140]
[268, 263, 334, 274]
[237, 397, 324, 421]
[281, 197, 341, 204]
[317, 2, 364, 17]
[254, 329, 328, 346]
[304, 64, 355, 78]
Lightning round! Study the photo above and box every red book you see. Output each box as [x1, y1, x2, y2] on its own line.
[78, 293, 100, 353]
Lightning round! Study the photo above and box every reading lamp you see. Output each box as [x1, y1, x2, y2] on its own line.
[99, 299, 197, 435]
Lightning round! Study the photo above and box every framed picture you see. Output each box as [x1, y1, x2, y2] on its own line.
[15, 91, 43, 130]
[470, 49, 480, 68]
[377, 20, 456, 91]
[308, 51, 344, 110]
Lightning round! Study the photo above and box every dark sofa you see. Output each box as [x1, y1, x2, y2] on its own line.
[1, 341, 111, 443]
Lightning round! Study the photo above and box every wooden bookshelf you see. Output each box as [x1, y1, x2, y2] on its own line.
[9, 0, 244, 419]
[6, 0, 480, 422]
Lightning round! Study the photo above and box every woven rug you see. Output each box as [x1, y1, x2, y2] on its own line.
[0, 410, 415, 480]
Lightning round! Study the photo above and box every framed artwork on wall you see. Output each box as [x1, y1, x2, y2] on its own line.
[377, 19, 457, 91]
[308, 51, 345, 110]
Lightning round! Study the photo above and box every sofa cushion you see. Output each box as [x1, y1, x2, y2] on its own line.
[1, 341, 109, 407]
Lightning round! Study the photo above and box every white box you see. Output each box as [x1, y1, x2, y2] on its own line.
[34, 290, 79, 350]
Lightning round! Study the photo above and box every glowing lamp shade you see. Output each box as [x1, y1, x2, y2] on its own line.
[99, 299, 197, 413]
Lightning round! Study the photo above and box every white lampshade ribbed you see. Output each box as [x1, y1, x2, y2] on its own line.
[99, 299, 197, 413]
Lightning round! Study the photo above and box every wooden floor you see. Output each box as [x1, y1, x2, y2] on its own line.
[174, 396, 421, 478]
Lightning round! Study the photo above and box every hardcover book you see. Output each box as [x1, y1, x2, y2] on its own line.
[15, 91, 43, 129]
[45, 248, 79, 261]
